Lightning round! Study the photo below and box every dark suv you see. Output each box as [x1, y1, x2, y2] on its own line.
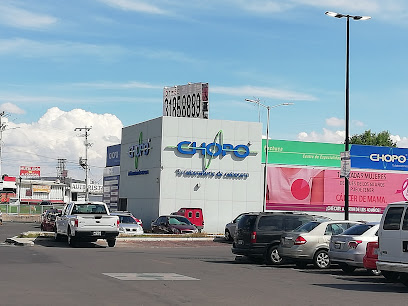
[232, 212, 326, 265]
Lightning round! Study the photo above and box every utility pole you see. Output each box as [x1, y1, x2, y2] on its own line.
[56, 158, 67, 182]
[75, 126, 92, 201]
[0, 111, 9, 179]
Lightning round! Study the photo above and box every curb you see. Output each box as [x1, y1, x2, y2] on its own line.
[5, 236, 35, 246]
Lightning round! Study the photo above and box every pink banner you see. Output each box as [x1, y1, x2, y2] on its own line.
[266, 166, 408, 214]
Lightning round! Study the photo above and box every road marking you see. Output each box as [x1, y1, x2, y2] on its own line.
[103, 273, 199, 281]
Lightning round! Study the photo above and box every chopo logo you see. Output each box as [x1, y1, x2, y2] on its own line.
[370, 153, 406, 164]
[128, 132, 151, 169]
[176, 130, 250, 170]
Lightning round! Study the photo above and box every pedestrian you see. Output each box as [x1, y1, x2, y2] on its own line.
[0, 210, 2, 225]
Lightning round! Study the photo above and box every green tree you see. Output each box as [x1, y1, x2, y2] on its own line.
[349, 130, 397, 147]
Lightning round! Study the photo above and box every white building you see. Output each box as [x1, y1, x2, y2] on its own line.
[118, 116, 263, 233]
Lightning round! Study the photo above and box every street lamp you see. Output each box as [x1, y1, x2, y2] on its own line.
[245, 99, 293, 212]
[325, 11, 371, 220]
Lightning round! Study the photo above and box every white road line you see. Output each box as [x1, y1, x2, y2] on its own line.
[103, 273, 200, 281]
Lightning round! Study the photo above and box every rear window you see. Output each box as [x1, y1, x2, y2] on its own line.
[294, 221, 321, 233]
[383, 207, 404, 230]
[237, 215, 257, 231]
[341, 224, 373, 235]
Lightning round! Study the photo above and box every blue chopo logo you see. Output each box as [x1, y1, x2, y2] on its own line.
[177, 141, 250, 158]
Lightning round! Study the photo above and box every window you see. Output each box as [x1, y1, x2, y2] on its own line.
[325, 223, 347, 235]
[341, 224, 372, 235]
[294, 221, 321, 233]
[383, 207, 404, 230]
[237, 215, 257, 231]
[195, 212, 200, 218]
[188, 211, 193, 218]
[402, 210, 408, 231]
[258, 215, 284, 231]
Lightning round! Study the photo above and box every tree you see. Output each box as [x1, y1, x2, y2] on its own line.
[349, 130, 397, 147]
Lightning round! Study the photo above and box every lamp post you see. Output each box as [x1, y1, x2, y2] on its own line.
[325, 11, 371, 220]
[245, 99, 293, 212]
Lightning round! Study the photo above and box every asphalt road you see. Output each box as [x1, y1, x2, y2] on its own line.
[0, 222, 408, 305]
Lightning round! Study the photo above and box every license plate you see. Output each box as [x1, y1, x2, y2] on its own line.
[334, 243, 341, 249]
[238, 240, 244, 245]
[92, 231, 102, 236]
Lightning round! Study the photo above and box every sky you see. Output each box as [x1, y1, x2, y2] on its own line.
[0, 0, 408, 182]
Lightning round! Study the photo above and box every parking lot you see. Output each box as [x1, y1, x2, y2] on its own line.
[0, 222, 407, 305]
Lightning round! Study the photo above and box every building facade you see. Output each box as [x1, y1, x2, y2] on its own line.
[118, 116, 263, 233]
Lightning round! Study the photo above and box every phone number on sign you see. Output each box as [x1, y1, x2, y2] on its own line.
[164, 93, 201, 118]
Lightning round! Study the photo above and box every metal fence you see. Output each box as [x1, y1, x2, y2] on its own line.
[0, 204, 64, 215]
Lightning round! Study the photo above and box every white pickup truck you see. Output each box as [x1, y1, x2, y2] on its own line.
[55, 201, 119, 247]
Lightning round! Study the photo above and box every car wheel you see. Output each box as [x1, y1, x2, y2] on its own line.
[172, 228, 181, 234]
[265, 245, 285, 265]
[368, 269, 381, 276]
[54, 232, 64, 242]
[400, 273, 408, 287]
[313, 250, 330, 269]
[382, 270, 399, 281]
[225, 230, 232, 241]
[67, 230, 77, 247]
[107, 239, 116, 247]
[339, 263, 356, 273]
[295, 261, 308, 269]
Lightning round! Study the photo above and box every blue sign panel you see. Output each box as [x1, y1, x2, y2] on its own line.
[106, 144, 121, 167]
[350, 144, 408, 171]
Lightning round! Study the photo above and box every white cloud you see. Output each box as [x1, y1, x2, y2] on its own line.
[325, 117, 344, 127]
[0, 38, 126, 60]
[1, 108, 123, 182]
[0, 102, 25, 114]
[0, 3, 57, 29]
[213, 85, 317, 101]
[297, 128, 344, 143]
[99, 0, 167, 14]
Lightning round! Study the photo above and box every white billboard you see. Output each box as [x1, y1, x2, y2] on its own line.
[163, 82, 209, 119]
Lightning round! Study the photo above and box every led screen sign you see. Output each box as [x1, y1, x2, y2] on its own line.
[163, 82, 209, 119]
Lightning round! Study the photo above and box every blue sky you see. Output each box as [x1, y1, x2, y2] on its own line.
[0, 0, 408, 181]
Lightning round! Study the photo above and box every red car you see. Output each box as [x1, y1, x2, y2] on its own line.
[363, 241, 380, 275]
[40, 209, 61, 232]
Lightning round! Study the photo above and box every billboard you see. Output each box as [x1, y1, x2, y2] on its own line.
[351, 144, 408, 171]
[262, 139, 342, 167]
[163, 82, 209, 119]
[266, 166, 408, 214]
[106, 144, 121, 167]
[20, 166, 40, 178]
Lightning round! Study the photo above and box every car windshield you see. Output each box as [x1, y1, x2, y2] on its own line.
[293, 221, 321, 233]
[71, 204, 107, 214]
[168, 216, 192, 225]
[341, 224, 373, 235]
[119, 216, 137, 224]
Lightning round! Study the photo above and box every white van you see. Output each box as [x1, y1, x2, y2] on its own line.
[377, 201, 408, 285]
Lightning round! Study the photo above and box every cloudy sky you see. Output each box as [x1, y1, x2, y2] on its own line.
[1, 0, 408, 181]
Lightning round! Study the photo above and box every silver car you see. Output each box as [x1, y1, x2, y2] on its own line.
[279, 220, 360, 269]
[111, 212, 144, 236]
[329, 222, 379, 274]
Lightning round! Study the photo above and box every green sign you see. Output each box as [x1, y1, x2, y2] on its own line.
[262, 139, 342, 167]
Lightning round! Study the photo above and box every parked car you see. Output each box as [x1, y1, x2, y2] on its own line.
[40, 208, 61, 232]
[111, 212, 144, 236]
[172, 208, 204, 232]
[231, 212, 327, 265]
[363, 241, 379, 274]
[377, 201, 408, 285]
[225, 213, 246, 241]
[280, 220, 360, 269]
[329, 222, 379, 274]
[151, 215, 198, 234]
